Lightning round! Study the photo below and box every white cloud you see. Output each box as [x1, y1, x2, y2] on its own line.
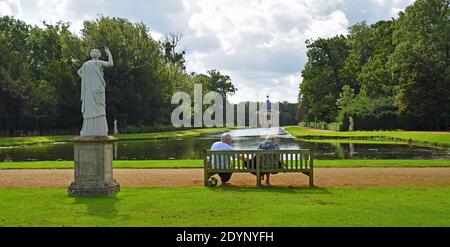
[371, 0, 415, 9]
[149, 30, 164, 41]
[0, 0, 21, 17]
[0, 2, 12, 15]
[305, 10, 349, 40]
[223, 70, 301, 104]
[371, 0, 388, 7]
[303, 0, 344, 15]
[391, 7, 403, 17]
[35, 0, 107, 32]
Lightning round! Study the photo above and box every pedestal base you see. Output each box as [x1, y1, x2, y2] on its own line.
[68, 136, 120, 197]
[68, 181, 120, 196]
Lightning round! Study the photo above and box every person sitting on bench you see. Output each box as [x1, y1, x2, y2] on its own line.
[258, 134, 280, 186]
[240, 134, 282, 186]
[210, 133, 234, 185]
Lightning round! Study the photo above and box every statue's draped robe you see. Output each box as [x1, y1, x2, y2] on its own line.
[80, 60, 112, 136]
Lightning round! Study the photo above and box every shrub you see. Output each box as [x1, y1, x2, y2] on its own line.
[335, 93, 422, 131]
[299, 122, 343, 131]
[124, 125, 190, 134]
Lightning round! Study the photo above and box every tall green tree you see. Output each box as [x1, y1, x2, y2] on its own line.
[389, 0, 450, 130]
[162, 33, 186, 70]
[340, 21, 372, 94]
[81, 16, 172, 126]
[358, 21, 398, 98]
[0, 17, 36, 131]
[205, 70, 237, 97]
[300, 36, 349, 122]
[28, 22, 81, 129]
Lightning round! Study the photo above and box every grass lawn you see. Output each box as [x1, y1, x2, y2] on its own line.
[285, 126, 450, 147]
[1, 159, 449, 169]
[0, 187, 449, 226]
[0, 128, 228, 147]
[300, 138, 412, 145]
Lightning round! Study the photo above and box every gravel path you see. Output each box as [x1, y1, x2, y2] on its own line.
[1, 168, 450, 188]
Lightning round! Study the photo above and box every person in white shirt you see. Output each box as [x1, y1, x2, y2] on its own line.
[210, 133, 234, 184]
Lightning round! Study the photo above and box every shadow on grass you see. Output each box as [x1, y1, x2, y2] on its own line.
[208, 185, 330, 195]
[72, 196, 122, 219]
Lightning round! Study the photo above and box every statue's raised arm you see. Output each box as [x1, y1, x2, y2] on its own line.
[77, 67, 83, 78]
[102, 47, 114, 68]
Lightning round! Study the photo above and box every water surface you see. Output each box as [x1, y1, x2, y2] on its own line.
[0, 128, 449, 161]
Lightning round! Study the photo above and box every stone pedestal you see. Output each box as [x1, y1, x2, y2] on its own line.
[68, 136, 120, 196]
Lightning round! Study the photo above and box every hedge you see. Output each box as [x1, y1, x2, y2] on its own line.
[300, 122, 343, 131]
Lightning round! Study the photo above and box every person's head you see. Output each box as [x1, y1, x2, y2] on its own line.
[221, 133, 232, 145]
[90, 49, 101, 60]
[266, 134, 278, 143]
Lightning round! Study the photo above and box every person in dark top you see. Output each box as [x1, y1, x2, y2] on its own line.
[258, 134, 280, 186]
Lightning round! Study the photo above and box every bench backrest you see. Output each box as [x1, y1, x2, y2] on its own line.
[204, 149, 313, 172]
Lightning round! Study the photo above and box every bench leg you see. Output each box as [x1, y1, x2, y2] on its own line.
[309, 156, 314, 187]
[256, 170, 261, 188]
[309, 172, 314, 187]
[204, 170, 210, 187]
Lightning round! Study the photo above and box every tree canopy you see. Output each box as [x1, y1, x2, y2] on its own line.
[299, 0, 450, 130]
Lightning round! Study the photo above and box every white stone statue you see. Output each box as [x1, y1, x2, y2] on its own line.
[349, 116, 354, 132]
[77, 48, 114, 137]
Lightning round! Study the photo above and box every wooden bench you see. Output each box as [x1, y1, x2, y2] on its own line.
[204, 149, 314, 188]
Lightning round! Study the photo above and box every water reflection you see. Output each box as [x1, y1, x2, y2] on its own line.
[0, 128, 449, 161]
[349, 143, 355, 158]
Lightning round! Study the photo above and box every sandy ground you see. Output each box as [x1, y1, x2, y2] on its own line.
[1, 168, 450, 189]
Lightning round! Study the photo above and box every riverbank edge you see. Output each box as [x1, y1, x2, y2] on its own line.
[284, 126, 450, 148]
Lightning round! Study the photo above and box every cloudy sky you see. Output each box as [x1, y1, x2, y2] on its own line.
[1, 0, 415, 103]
